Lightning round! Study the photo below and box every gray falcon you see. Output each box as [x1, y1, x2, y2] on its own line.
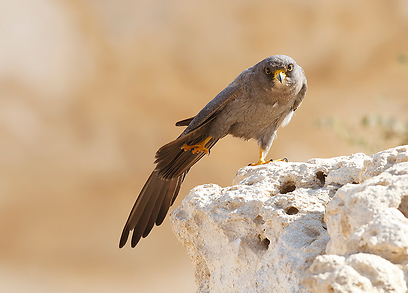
[119, 55, 307, 248]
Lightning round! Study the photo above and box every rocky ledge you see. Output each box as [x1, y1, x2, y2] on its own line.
[170, 146, 408, 293]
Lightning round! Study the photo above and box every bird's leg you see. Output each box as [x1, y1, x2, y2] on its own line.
[250, 147, 288, 166]
[181, 136, 212, 155]
[250, 147, 267, 166]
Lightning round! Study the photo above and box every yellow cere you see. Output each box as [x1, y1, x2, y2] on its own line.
[274, 69, 286, 80]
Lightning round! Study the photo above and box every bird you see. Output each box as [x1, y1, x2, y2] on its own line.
[119, 55, 307, 248]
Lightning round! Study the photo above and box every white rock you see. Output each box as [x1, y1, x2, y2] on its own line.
[347, 208, 408, 264]
[325, 162, 408, 257]
[170, 146, 408, 293]
[301, 254, 407, 293]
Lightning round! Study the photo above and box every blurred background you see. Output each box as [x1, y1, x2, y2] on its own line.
[1, 0, 408, 292]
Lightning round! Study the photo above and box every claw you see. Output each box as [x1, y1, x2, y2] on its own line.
[250, 158, 267, 166]
[270, 158, 288, 163]
[249, 147, 289, 166]
[250, 157, 289, 166]
[181, 136, 212, 154]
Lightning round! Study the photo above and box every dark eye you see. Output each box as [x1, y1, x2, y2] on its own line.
[287, 64, 294, 71]
[264, 67, 272, 75]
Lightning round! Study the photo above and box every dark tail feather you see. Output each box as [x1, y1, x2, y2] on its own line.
[119, 136, 218, 248]
[142, 178, 175, 238]
[119, 173, 156, 248]
[119, 171, 187, 248]
[155, 173, 185, 226]
[130, 178, 165, 247]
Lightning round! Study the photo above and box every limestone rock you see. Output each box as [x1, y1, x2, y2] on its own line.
[301, 254, 407, 293]
[170, 146, 408, 293]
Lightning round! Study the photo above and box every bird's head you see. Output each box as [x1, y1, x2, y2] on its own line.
[256, 55, 305, 92]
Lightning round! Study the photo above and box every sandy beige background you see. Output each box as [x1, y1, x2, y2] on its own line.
[1, 0, 408, 292]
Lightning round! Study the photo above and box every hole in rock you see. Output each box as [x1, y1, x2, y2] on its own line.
[387, 156, 397, 164]
[253, 215, 265, 225]
[321, 216, 327, 230]
[280, 180, 296, 194]
[259, 236, 270, 249]
[285, 206, 299, 215]
[305, 227, 320, 239]
[315, 171, 327, 186]
[398, 195, 408, 218]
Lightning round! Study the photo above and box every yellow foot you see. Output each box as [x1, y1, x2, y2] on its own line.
[181, 136, 212, 154]
[249, 157, 288, 166]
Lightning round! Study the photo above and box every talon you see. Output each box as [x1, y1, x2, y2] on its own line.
[249, 147, 289, 166]
[270, 158, 289, 163]
[250, 157, 289, 166]
[181, 136, 212, 155]
[250, 158, 267, 166]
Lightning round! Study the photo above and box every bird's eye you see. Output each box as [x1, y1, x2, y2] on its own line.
[264, 67, 272, 75]
[287, 64, 294, 71]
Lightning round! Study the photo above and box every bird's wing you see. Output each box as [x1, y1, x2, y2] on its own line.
[155, 85, 242, 179]
[180, 85, 243, 136]
[175, 117, 195, 127]
[282, 82, 308, 127]
[293, 79, 307, 112]
[175, 79, 244, 128]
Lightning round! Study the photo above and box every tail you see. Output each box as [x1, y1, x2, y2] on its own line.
[119, 171, 185, 248]
[119, 134, 218, 248]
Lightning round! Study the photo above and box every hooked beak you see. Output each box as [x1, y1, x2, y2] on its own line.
[274, 70, 286, 83]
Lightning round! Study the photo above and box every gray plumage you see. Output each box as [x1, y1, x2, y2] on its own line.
[119, 55, 307, 248]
